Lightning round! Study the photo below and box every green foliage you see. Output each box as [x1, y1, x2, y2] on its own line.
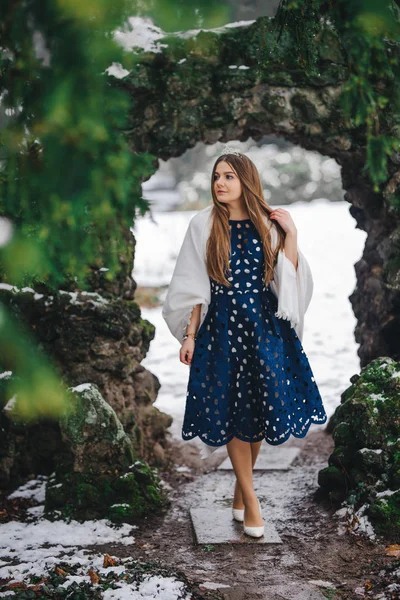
[0, 0, 156, 290]
[0, 0, 155, 418]
[268, 0, 400, 194]
[0, 0, 230, 419]
[137, 0, 230, 32]
[0, 302, 75, 420]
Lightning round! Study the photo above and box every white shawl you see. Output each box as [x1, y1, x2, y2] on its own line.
[161, 204, 314, 458]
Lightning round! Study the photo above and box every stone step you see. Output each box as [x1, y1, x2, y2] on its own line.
[212, 581, 328, 600]
[189, 505, 283, 545]
[217, 445, 301, 471]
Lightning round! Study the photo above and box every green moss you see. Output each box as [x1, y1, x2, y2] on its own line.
[76, 482, 100, 508]
[317, 465, 347, 492]
[318, 357, 400, 540]
[138, 316, 156, 340]
[328, 445, 354, 469]
[45, 465, 168, 523]
[332, 422, 354, 447]
[358, 358, 398, 387]
[368, 492, 400, 541]
[123, 300, 142, 321]
[109, 503, 137, 522]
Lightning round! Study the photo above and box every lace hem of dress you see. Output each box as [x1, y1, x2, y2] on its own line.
[183, 412, 328, 450]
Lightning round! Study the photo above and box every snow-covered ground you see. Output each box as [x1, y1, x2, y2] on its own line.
[0, 476, 193, 599]
[132, 198, 367, 443]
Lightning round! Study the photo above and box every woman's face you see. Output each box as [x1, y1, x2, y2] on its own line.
[213, 161, 242, 205]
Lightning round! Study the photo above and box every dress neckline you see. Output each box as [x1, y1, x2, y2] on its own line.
[228, 218, 251, 222]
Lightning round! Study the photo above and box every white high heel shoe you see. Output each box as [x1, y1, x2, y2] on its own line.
[232, 483, 244, 521]
[232, 506, 244, 522]
[243, 498, 264, 538]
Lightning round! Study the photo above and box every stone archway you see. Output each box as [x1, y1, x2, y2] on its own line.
[115, 17, 400, 366]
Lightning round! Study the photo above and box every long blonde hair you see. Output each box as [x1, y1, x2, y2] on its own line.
[206, 153, 286, 287]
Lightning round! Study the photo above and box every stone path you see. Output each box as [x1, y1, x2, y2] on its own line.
[183, 432, 329, 598]
[190, 504, 283, 545]
[123, 428, 366, 600]
[188, 443, 302, 547]
[189, 440, 301, 546]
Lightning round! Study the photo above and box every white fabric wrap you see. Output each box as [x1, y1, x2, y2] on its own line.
[161, 204, 314, 459]
[161, 207, 212, 343]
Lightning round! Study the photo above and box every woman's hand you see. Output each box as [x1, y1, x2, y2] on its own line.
[180, 337, 195, 365]
[269, 208, 297, 236]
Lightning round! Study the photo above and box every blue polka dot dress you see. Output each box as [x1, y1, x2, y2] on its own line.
[182, 218, 328, 447]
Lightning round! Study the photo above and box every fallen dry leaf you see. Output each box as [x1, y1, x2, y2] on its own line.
[384, 544, 400, 557]
[7, 582, 26, 590]
[103, 553, 118, 567]
[88, 568, 99, 584]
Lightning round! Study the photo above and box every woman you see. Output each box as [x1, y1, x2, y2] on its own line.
[162, 148, 327, 538]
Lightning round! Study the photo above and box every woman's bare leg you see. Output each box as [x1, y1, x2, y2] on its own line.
[233, 440, 263, 509]
[227, 437, 263, 527]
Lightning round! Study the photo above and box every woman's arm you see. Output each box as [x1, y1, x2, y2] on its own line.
[180, 303, 201, 366]
[186, 304, 201, 336]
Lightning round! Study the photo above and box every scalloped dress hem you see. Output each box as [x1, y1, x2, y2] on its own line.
[182, 412, 328, 449]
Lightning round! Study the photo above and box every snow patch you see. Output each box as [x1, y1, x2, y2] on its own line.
[7, 476, 47, 503]
[59, 289, 109, 307]
[376, 488, 399, 499]
[199, 581, 231, 590]
[309, 580, 337, 589]
[0, 217, 13, 247]
[0, 509, 137, 582]
[369, 393, 386, 402]
[2, 395, 17, 414]
[69, 382, 93, 393]
[112, 16, 256, 55]
[106, 62, 130, 79]
[0, 371, 12, 380]
[102, 573, 191, 599]
[113, 16, 169, 53]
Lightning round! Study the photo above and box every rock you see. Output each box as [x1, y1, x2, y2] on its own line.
[368, 490, 400, 541]
[113, 16, 400, 368]
[0, 372, 68, 488]
[317, 465, 347, 493]
[59, 383, 135, 473]
[44, 383, 170, 522]
[0, 285, 173, 488]
[318, 357, 400, 541]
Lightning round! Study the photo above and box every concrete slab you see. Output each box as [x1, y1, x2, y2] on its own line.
[189, 506, 282, 545]
[217, 445, 301, 471]
[217, 580, 328, 600]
